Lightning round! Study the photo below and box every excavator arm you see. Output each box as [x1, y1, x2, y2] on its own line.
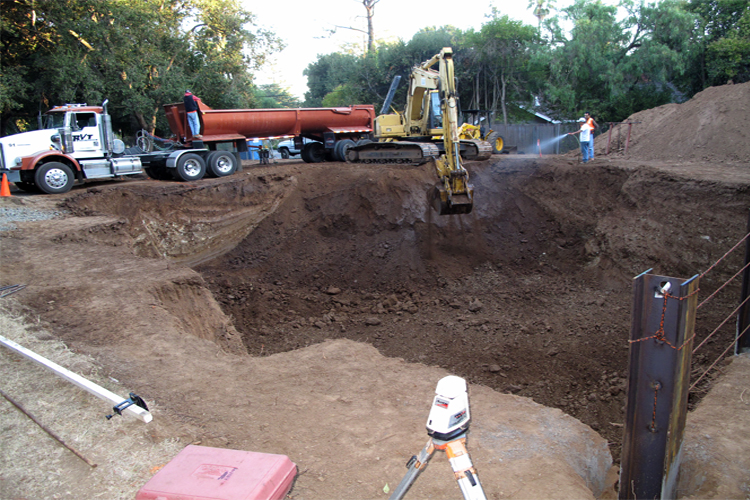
[427, 48, 474, 215]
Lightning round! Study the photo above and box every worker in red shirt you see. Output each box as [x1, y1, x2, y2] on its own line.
[184, 90, 202, 138]
[584, 112, 599, 160]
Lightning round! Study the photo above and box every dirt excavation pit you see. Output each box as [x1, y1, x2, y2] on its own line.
[2, 82, 750, 499]
[60, 153, 749, 466]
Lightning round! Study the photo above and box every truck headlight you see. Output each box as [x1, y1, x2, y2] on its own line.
[14, 157, 22, 166]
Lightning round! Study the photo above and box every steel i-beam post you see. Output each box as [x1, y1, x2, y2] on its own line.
[619, 270, 699, 500]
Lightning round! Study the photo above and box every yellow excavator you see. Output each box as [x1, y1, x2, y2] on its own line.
[345, 47, 492, 215]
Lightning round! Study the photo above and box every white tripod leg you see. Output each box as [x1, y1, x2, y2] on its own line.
[389, 439, 436, 500]
[445, 439, 487, 500]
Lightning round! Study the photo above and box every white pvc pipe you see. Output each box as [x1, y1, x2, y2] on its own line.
[0, 335, 152, 423]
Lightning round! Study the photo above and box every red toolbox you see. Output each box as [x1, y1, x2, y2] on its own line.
[136, 445, 297, 500]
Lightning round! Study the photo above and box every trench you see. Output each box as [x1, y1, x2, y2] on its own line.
[65, 157, 749, 463]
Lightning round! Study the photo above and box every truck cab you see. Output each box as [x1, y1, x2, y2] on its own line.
[0, 102, 138, 194]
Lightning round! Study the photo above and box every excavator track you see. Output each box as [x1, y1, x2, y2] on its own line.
[459, 139, 493, 161]
[346, 141, 440, 166]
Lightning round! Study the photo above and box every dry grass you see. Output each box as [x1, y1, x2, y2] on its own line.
[0, 300, 183, 499]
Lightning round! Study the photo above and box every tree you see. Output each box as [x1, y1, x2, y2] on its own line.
[464, 10, 540, 124]
[362, 0, 380, 54]
[324, 0, 380, 55]
[303, 52, 361, 106]
[541, 0, 696, 122]
[527, 0, 557, 29]
[0, 0, 282, 137]
[254, 84, 302, 108]
[705, 8, 750, 83]
[685, 0, 750, 90]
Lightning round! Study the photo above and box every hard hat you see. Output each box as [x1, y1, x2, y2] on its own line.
[578, 117, 585, 122]
[185, 90, 192, 94]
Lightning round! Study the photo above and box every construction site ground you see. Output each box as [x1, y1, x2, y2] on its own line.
[1, 82, 750, 499]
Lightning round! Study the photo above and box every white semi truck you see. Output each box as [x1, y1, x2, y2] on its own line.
[0, 100, 241, 194]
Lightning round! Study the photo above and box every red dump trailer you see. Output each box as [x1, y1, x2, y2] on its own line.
[0, 100, 376, 194]
[163, 101, 376, 163]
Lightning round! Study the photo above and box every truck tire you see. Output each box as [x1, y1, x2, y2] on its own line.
[333, 139, 356, 162]
[303, 142, 325, 163]
[35, 162, 75, 194]
[207, 151, 237, 177]
[173, 153, 206, 181]
[279, 148, 290, 159]
[300, 145, 311, 163]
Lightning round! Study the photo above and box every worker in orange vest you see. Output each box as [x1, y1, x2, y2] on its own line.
[584, 112, 599, 160]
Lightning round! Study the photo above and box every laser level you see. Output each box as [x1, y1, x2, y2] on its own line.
[389, 376, 487, 500]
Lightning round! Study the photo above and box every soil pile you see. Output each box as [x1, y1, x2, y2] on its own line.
[600, 81, 750, 164]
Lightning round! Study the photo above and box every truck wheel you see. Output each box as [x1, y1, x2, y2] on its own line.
[207, 151, 237, 177]
[303, 142, 325, 163]
[279, 148, 290, 159]
[173, 153, 206, 181]
[300, 145, 311, 163]
[333, 139, 356, 162]
[35, 162, 75, 194]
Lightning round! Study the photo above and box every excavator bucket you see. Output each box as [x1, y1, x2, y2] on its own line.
[430, 183, 474, 215]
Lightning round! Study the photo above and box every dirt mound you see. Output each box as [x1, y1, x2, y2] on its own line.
[600, 81, 750, 163]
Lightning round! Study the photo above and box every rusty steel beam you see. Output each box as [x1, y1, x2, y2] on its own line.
[619, 271, 699, 500]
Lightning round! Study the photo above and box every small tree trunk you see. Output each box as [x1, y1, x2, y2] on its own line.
[134, 111, 157, 135]
[363, 0, 378, 54]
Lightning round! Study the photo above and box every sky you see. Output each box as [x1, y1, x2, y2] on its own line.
[243, 0, 552, 100]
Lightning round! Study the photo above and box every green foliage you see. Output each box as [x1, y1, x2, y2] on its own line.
[0, 0, 282, 137]
[684, 0, 750, 90]
[705, 2, 750, 84]
[463, 10, 541, 123]
[303, 52, 361, 106]
[303, 26, 465, 111]
[540, 0, 696, 122]
[254, 84, 302, 108]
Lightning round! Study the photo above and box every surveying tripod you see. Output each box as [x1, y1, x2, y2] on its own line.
[389, 376, 487, 500]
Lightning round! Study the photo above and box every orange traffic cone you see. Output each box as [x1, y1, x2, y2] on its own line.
[0, 173, 11, 197]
